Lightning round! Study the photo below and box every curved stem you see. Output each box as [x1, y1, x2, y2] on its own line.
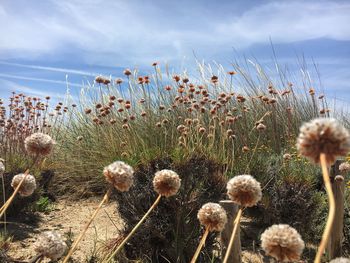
[106, 194, 162, 262]
[190, 227, 210, 263]
[63, 188, 112, 263]
[314, 153, 336, 263]
[222, 208, 243, 263]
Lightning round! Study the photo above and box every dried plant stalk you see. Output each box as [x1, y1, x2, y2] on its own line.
[106, 194, 162, 262]
[314, 153, 336, 263]
[190, 227, 210, 263]
[0, 169, 29, 218]
[222, 208, 243, 263]
[62, 188, 112, 263]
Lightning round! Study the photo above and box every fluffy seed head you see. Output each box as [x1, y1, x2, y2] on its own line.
[11, 173, 36, 197]
[339, 162, 350, 173]
[261, 224, 305, 262]
[197, 203, 227, 232]
[34, 231, 67, 260]
[296, 118, 350, 165]
[153, 169, 181, 197]
[103, 161, 134, 192]
[329, 258, 350, 263]
[227, 175, 262, 207]
[25, 132, 55, 156]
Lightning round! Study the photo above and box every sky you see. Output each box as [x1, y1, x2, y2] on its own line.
[0, 0, 349, 107]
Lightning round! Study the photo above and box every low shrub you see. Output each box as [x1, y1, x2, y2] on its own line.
[114, 155, 226, 263]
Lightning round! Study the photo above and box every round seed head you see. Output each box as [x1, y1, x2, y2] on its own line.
[34, 231, 67, 260]
[296, 118, 350, 165]
[261, 224, 305, 262]
[256, 123, 266, 131]
[283, 153, 292, 161]
[24, 132, 55, 156]
[227, 175, 262, 207]
[153, 169, 181, 197]
[11, 173, 36, 197]
[103, 161, 134, 192]
[197, 203, 227, 232]
[339, 162, 350, 173]
[329, 258, 350, 263]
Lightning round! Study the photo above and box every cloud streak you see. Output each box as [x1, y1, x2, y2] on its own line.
[0, 0, 349, 64]
[0, 73, 83, 88]
[0, 78, 66, 100]
[0, 61, 98, 76]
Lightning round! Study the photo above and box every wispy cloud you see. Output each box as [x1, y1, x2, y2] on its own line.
[0, 78, 65, 100]
[0, 61, 98, 76]
[0, 73, 83, 88]
[0, 0, 349, 64]
[217, 1, 350, 45]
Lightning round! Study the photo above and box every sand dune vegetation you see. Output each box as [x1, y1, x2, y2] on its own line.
[0, 59, 349, 263]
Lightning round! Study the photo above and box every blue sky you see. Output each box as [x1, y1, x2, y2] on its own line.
[0, 0, 349, 107]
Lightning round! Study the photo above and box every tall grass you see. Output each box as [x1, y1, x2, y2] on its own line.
[54, 58, 334, 195]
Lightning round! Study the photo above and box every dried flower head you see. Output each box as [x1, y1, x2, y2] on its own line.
[329, 258, 350, 263]
[339, 162, 350, 173]
[103, 161, 134, 192]
[25, 132, 55, 156]
[34, 231, 67, 260]
[197, 203, 227, 232]
[261, 224, 304, 262]
[283, 153, 292, 161]
[256, 123, 266, 131]
[297, 118, 350, 165]
[123, 69, 132, 76]
[227, 175, 262, 207]
[11, 173, 36, 197]
[153, 169, 181, 197]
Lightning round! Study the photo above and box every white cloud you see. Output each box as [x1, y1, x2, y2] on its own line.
[217, 1, 350, 45]
[0, 73, 83, 88]
[0, 0, 349, 64]
[0, 61, 98, 76]
[0, 78, 66, 100]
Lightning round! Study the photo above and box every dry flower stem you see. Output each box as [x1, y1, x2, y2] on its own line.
[1, 174, 6, 233]
[190, 227, 210, 263]
[63, 188, 112, 263]
[314, 153, 336, 263]
[106, 194, 162, 262]
[0, 169, 29, 218]
[223, 208, 243, 263]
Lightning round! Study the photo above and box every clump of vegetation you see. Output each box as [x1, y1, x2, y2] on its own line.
[0, 57, 349, 262]
[262, 175, 327, 242]
[111, 156, 226, 262]
[0, 93, 65, 217]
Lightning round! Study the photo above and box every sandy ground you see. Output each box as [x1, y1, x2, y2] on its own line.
[2, 199, 308, 263]
[6, 198, 123, 262]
